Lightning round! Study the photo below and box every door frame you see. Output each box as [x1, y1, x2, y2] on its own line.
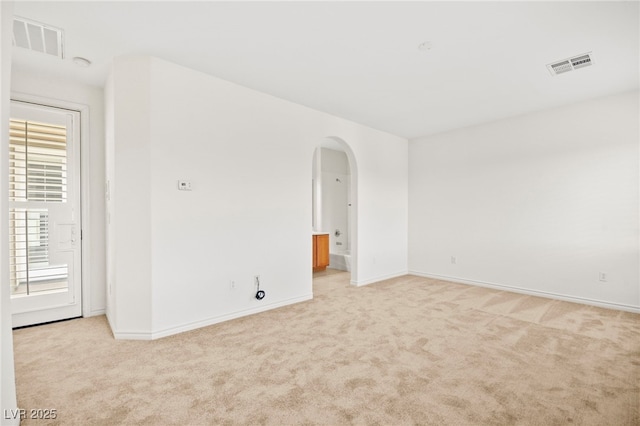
[10, 92, 93, 320]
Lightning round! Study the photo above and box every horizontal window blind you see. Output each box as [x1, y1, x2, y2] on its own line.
[9, 208, 70, 296]
[9, 119, 67, 202]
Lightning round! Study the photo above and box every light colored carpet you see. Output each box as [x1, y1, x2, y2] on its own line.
[13, 272, 640, 425]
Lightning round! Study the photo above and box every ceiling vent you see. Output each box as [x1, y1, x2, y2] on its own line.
[12, 16, 64, 59]
[547, 52, 592, 76]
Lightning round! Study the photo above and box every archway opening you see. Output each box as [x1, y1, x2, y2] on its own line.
[311, 137, 358, 284]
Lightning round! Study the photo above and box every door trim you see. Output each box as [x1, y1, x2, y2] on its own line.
[11, 92, 94, 319]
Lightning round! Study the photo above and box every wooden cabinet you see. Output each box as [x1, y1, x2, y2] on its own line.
[313, 234, 329, 271]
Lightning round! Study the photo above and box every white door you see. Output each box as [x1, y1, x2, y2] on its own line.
[8, 100, 82, 327]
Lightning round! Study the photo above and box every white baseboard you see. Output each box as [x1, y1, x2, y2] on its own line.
[87, 308, 105, 317]
[150, 294, 313, 340]
[111, 329, 152, 340]
[409, 270, 640, 314]
[109, 294, 314, 340]
[105, 310, 152, 340]
[352, 270, 409, 287]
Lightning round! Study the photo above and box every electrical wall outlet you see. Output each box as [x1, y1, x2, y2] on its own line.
[599, 272, 607, 282]
[451, 256, 457, 265]
[230, 280, 236, 290]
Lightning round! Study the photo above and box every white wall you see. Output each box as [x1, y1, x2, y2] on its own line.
[106, 56, 408, 339]
[0, 2, 18, 423]
[409, 90, 640, 311]
[10, 70, 107, 317]
[104, 57, 153, 337]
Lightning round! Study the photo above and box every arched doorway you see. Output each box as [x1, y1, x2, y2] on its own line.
[312, 137, 358, 284]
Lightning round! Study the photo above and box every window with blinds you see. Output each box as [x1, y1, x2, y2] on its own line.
[9, 118, 69, 296]
[9, 119, 67, 202]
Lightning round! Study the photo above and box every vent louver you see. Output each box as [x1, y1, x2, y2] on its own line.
[547, 52, 593, 76]
[570, 55, 592, 70]
[12, 17, 64, 59]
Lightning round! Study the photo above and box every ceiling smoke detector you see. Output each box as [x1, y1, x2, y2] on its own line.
[12, 16, 64, 59]
[547, 52, 593, 76]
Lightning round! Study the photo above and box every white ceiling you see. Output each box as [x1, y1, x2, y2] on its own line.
[11, 1, 640, 139]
